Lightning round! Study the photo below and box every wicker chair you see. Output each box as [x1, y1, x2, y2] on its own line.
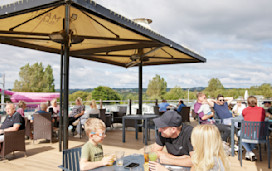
[33, 113, 53, 143]
[0, 130, 26, 158]
[24, 117, 32, 138]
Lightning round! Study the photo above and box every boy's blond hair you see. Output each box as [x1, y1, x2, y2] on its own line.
[84, 118, 106, 136]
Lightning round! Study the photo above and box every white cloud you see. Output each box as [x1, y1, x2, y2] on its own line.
[0, 0, 272, 90]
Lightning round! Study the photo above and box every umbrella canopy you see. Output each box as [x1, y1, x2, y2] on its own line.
[0, 0, 206, 150]
[0, 0, 205, 67]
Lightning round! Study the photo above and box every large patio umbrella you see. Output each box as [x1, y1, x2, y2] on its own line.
[0, 0, 206, 150]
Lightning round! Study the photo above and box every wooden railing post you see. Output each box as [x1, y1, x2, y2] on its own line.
[100, 99, 103, 109]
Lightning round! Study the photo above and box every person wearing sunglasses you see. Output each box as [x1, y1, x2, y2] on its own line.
[207, 94, 233, 125]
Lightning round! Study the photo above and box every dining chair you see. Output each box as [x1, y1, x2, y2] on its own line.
[238, 121, 270, 168]
[33, 113, 53, 143]
[112, 106, 127, 127]
[0, 130, 26, 159]
[178, 107, 190, 122]
[59, 147, 81, 171]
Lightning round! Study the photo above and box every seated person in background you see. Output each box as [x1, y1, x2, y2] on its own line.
[80, 118, 113, 170]
[16, 100, 26, 117]
[194, 92, 231, 143]
[48, 98, 60, 115]
[158, 99, 172, 113]
[241, 96, 265, 161]
[152, 111, 194, 167]
[69, 97, 85, 134]
[88, 100, 100, 118]
[36, 102, 48, 114]
[197, 99, 213, 122]
[31, 102, 49, 121]
[208, 94, 233, 125]
[0, 103, 25, 147]
[149, 124, 230, 171]
[75, 100, 99, 138]
[263, 101, 272, 118]
[232, 99, 246, 117]
[176, 100, 186, 113]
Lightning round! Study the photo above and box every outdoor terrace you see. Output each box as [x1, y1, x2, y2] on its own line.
[0, 119, 271, 171]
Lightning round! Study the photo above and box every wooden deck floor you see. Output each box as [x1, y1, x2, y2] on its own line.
[0, 121, 271, 171]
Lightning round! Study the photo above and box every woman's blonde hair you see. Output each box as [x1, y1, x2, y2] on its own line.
[51, 98, 57, 105]
[84, 118, 105, 136]
[90, 99, 97, 109]
[75, 97, 82, 105]
[191, 125, 230, 171]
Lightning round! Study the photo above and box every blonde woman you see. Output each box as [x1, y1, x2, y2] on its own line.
[69, 97, 85, 134]
[191, 124, 230, 171]
[75, 100, 99, 138]
[48, 98, 60, 115]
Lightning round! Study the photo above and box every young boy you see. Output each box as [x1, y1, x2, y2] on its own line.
[80, 118, 113, 170]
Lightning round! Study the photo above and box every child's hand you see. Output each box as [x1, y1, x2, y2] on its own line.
[101, 155, 113, 166]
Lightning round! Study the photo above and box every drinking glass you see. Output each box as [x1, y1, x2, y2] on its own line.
[116, 151, 125, 166]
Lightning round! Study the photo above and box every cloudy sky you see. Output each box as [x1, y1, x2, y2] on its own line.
[0, 0, 271, 90]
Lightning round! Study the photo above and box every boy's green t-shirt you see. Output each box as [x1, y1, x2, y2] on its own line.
[81, 141, 103, 162]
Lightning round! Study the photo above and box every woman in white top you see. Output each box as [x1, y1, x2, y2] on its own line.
[76, 100, 99, 137]
[232, 100, 246, 117]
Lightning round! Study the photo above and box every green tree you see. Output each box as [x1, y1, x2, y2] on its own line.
[204, 78, 224, 98]
[92, 86, 121, 100]
[205, 78, 224, 92]
[164, 86, 185, 100]
[13, 62, 55, 92]
[250, 83, 272, 98]
[146, 74, 167, 99]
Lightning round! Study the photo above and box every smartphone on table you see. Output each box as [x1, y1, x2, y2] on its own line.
[124, 162, 140, 169]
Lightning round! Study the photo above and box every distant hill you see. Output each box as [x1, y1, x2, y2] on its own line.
[55, 87, 206, 94]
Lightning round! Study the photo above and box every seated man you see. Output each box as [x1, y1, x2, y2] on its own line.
[152, 111, 194, 167]
[208, 94, 233, 125]
[263, 101, 272, 118]
[0, 103, 25, 150]
[177, 100, 186, 113]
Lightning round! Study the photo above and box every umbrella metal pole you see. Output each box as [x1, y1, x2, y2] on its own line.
[58, 45, 64, 152]
[139, 61, 142, 115]
[63, 3, 70, 150]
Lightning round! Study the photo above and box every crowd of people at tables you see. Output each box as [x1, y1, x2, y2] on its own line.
[78, 93, 271, 170]
[0, 93, 271, 170]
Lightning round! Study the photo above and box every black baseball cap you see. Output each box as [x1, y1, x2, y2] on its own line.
[153, 111, 182, 128]
[262, 101, 271, 104]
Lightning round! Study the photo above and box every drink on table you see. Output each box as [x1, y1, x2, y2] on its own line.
[105, 154, 115, 166]
[148, 152, 158, 162]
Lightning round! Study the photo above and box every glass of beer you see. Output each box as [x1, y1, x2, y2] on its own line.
[144, 146, 150, 162]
